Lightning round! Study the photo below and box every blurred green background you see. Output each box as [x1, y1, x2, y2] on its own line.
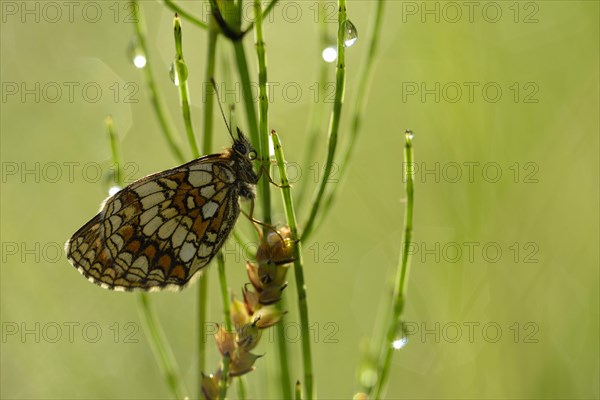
[1, 1, 598, 399]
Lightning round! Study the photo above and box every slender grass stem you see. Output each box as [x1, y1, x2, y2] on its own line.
[251, 5, 291, 395]
[173, 14, 200, 158]
[202, 22, 219, 155]
[132, 0, 185, 163]
[271, 130, 314, 400]
[296, 0, 330, 209]
[231, 41, 260, 156]
[237, 377, 247, 400]
[244, 0, 281, 34]
[217, 253, 232, 331]
[372, 131, 415, 399]
[274, 298, 292, 399]
[321, 0, 385, 219]
[138, 293, 186, 399]
[295, 380, 302, 400]
[162, 0, 208, 30]
[104, 116, 121, 185]
[197, 16, 219, 399]
[252, 0, 272, 235]
[302, 0, 348, 242]
[219, 353, 231, 400]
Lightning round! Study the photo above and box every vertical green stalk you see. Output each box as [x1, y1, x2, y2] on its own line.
[296, 0, 330, 208]
[232, 42, 260, 157]
[217, 253, 232, 332]
[237, 376, 247, 400]
[105, 116, 121, 185]
[138, 294, 186, 399]
[105, 114, 185, 400]
[197, 12, 219, 400]
[216, 253, 234, 400]
[252, 2, 291, 397]
[272, 130, 314, 400]
[219, 354, 231, 400]
[131, 0, 185, 163]
[295, 380, 302, 400]
[273, 297, 292, 399]
[302, 0, 348, 241]
[244, 0, 281, 34]
[322, 0, 385, 217]
[253, 0, 273, 229]
[173, 14, 200, 158]
[372, 131, 415, 399]
[202, 21, 219, 155]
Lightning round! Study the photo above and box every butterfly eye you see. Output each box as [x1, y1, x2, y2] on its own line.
[248, 150, 257, 160]
[233, 142, 247, 154]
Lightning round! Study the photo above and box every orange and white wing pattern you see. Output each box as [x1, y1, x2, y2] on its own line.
[66, 156, 245, 291]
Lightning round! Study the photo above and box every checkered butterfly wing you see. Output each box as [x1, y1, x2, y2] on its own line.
[66, 154, 247, 291]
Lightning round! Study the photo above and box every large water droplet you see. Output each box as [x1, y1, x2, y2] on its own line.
[405, 129, 414, 140]
[322, 45, 337, 63]
[127, 36, 146, 68]
[169, 58, 188, 86]
[342, 19, 358, 47]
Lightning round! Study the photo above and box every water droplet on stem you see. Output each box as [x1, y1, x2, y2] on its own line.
[342, 19, 358, 47]
[169, 58, 188, 86]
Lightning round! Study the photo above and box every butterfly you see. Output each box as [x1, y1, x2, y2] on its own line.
[65, 109, 260, 292]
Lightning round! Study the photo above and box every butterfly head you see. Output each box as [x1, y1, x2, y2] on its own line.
[232, 128, 257, 161]
[231, 128, 259, 185]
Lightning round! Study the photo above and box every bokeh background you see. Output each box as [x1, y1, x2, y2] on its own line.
[1, 1, 598, 399]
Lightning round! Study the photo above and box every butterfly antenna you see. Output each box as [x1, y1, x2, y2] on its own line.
[210, 77, 235, 141]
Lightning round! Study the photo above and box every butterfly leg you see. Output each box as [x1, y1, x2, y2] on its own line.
[256, 160, 291, 189]
[240, 203, 285, 243]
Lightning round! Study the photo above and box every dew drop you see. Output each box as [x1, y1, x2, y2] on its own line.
[322, 45, 337, 63]
[342, 19, 358, 47]
[405, 129, 414, 140]
[127, 36, 146, 68]
[169, 58, 188, 86]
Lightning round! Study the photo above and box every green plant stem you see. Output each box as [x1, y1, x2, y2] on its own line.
[372, 131, 415, 399]
[296, 0, 330, 208]
[163, 0, 208, 29]
[295, 380, 302, 400]
[237, 377, 247, 400]
[202, 23, 219, 155]
[197, 15, 219, 400]
[132, 0, 185, 163]
[217, 253, 232, 331]
[104, 116, 122, 185]
[219, 353, 231, 400]
[274, 298, 292, 399]
[252, 6, 291, 395]
[244, 0, 281, 34]
[138, 293, 186, 399]
[302, 0, 348, 242]
[231, 42, 260, 158]
[252, 0, 273, 235]
[271, 130, 314, 400]
[173, 14, 200, 158]
[321, 0, 385, 219]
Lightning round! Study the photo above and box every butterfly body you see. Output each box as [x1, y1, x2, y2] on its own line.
[65, 130, 258, 292]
